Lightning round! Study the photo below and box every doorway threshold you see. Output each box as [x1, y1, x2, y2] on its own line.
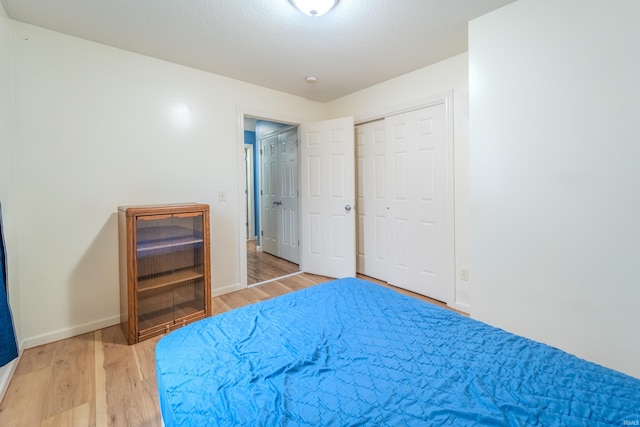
[247, 271, 303, 288]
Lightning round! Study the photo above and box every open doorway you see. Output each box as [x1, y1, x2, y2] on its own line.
[238, 110, 357, 289]
[243, 117, 300, 285]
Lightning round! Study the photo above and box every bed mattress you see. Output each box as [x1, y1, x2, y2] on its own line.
[156, 277, 640, 426]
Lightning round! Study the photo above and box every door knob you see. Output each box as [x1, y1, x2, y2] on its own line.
[345, 204, 352, 211]
[273, 200, 282, 205]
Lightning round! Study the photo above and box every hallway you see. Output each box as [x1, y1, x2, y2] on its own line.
[247, 240, 299, 285]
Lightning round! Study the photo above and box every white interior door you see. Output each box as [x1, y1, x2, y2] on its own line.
[300, 117, 356, 278]
[260, 134, 278, 255]
[385, 103, 451, 302]
[277, 128, 299, 263]
[355, 120, 387, 280]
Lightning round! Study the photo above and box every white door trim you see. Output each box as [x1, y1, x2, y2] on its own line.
[244, 144, 255, 241]
[354, 90, 453, 126]
[236, 107, 304, 289]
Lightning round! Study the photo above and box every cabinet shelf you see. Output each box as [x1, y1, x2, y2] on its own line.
[136, 226, 204, 257]
[137, 269, 204, 292]
[118, 203, 211, 344]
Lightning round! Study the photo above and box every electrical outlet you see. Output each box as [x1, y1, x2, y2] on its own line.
[460, 268, 469, 281]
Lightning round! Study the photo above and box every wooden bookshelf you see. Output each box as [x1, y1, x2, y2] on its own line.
[118, 203, 211, 344]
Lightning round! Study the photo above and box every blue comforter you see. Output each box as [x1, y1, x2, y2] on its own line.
[156, 278, 640, 426]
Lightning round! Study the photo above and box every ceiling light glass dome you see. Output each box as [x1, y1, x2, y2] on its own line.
[289, 0, 339, 17]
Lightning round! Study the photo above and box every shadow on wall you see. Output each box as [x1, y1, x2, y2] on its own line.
[69, 212, 120, 329]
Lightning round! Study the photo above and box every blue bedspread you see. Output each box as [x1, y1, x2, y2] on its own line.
[156, 278, 640, 426]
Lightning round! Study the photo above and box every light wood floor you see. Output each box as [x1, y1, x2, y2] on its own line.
[246, 239, 299, 285]
[0, 273, 458, 426]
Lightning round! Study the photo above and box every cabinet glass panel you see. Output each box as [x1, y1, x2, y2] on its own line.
[135, 213, 205, 330]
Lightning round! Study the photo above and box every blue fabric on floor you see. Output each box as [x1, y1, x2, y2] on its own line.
[156, 277, 640, 427]
[0, 202, 18, 367]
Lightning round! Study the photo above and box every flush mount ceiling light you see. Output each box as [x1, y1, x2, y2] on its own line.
[289, 0, 339, 17]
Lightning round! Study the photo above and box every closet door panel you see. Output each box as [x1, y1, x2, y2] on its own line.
[385, 103, 449, 302]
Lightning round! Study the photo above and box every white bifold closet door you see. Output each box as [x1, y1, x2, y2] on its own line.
[385, 103, 450, 302]
[355, 103, 451, 302]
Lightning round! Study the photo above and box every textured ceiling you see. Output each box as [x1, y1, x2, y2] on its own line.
[1, 0, 515, 102]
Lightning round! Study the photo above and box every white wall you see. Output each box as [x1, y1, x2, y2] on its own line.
[329, 53, 471, 311]
[0, 0, 21, 401]
[469, 0, 640, 378]
[10, 21, 326, 345]
[7, 16, 472, 349]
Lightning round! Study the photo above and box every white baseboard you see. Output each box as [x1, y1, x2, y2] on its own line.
[22, 315, 121, 350]
[448, 301, 470, 315]
[20, 284, 252, 350]
[211, 282, 243, 297]
[0, 353, 21, 403]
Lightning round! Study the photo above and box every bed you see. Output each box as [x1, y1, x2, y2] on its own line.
[155, 277, 640, 426]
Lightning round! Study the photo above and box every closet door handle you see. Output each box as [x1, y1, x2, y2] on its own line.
[345, 204, 352, 212]
[273, 200, 282, 205]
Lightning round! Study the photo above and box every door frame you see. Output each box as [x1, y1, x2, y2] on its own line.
[355, 90, 456, 307]
[237, 107, 304, 289]
[244, 144, 255, 241]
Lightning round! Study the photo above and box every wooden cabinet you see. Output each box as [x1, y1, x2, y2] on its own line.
[118, 203, 211, 344]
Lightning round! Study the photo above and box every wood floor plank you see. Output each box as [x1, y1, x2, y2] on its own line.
[138, 378, 162, 427]
[0, 368, 51, 426]
[277, 272, 332, 291]
[94, 329, 108, 427]
[211, 297, 233, 315]
[42, 332, 95, 420]
[216, 285, 270, 310]
[101, 325, 159, 427]
[41, 401, 92, 427]
[251, 279, 297, 299]
[133, 335, 162, 381]
[13, 340, 59, 376]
